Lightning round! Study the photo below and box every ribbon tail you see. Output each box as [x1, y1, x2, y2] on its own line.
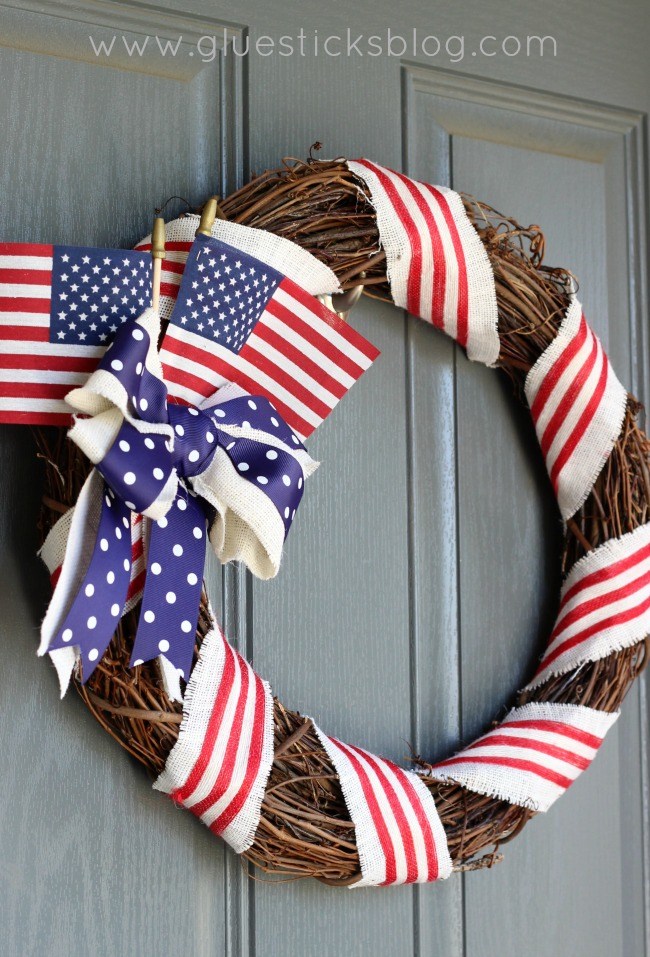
[130, 491, 207, 682]
[41, 473, 132, 684]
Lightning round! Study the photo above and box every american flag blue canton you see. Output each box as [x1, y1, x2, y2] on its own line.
[49, 246, 152, 345]
[171, 235, 283, 353]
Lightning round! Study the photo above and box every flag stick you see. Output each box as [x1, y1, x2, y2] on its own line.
[151, 216, 166, 311]
[196, 196, 225, 237]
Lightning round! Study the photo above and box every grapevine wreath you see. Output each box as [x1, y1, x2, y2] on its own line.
[21, 152, 650, 887]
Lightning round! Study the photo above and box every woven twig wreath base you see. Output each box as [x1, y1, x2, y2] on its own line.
[34, 152, 650, 884]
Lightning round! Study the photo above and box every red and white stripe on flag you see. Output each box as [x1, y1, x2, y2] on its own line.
[346, 159, 499, 366]
[159, 275, 378, 441]
[154, 624, 274, 854]
[0, 243, 103, 424]
[134, 214, 341, 322]
[527, 522, 650, 688]
[525, 297, 627, 520]
[313, 724, 452, 886]
[429, 702, 618, 812]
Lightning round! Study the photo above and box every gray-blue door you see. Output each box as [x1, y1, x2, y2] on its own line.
[1, 2, 648, 955]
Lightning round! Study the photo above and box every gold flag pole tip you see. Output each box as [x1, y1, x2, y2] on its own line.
[196, 196, 225, 237]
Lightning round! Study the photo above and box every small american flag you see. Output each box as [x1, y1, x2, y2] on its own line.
[0, 243, 152, 424]
[159, 233, 380, 439]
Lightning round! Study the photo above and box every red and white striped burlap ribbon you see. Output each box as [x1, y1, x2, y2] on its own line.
[525, 296, 627, 520]
[346, 158, 499, 366]
[528, 521, 650, 688]
[429, 703, 619, 811]
[313, 725, 452, 885]
[154, 623, 274, 854]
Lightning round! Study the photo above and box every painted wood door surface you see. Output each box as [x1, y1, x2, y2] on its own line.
[0, 1, 648, 955]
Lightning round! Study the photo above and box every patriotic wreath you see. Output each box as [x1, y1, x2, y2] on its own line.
[21, 152, 649, 887]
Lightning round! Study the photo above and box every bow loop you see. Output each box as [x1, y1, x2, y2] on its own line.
[40, 308, 315, 696]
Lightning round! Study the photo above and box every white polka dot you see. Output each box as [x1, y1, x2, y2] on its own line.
[133, 659, 144, 667]
[177, 499, 187, 511]
[132, 328, 144, 341]
[269, 417, 279, 428]
[106, 570, 115, 584]
[242, 420, 251, 429]
[238, 462, 249, 472]
[107, 488, 114, 499]
[144, 610, 155, 623]
[298, 477, 303, 490]
[111, 359, 123, 372]
[125, 501, 136, 511]
[181, 620, 192, 633]
[292, 509, 296, 519]
[266, 449, 278, 460]
[144, 437, 155, 449]
[122, 516, 129, 529]
[140, 398, 148, 412]
[88, 648, 99, 661]
[151, 562, 162, 575]
[215, 408, 226, 418]
[111, 603, 120, 616]
[62, 628, 73, 643]
[227, 442, 236, 451]
[188, 449, 200, 463]
[206, 432, 214, 443]
[175, 424, 185, 436]
[188, 407, 199, 416]
[172, 544, 183, 557]
[87, 616, 97, 630]
[291, 435, 299, 444]
[105, 494, 112, 507]
[282, 474, 291, 486]
[119, 439, 130, 452]
[284, 506, 290, 519]
[257, 476, 268, 485]
[193, 526, 202, 539]
[153, 467, 164, 480]
[124, 471, 136, 485]
[136, 362, 143, 375]
[85, 583, 95, 597]
[157, 516, 168, 528]
[166, 591, 176, 604]
[187, 572, 198, 586]
[248, 399, 257, 410]
[123, 558, 130, 571]
[115, 527, 122, 540]
[158, 639, 170, 653]
[100, 538, 109, 551]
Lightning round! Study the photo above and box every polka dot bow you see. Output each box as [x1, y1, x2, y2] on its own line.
[40, 308, 317, 689]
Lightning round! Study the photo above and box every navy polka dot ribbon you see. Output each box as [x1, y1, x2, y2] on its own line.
[45, 310, 309, 684]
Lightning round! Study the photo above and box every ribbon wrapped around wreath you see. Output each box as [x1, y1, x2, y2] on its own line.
[39, 307, 317, 692]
